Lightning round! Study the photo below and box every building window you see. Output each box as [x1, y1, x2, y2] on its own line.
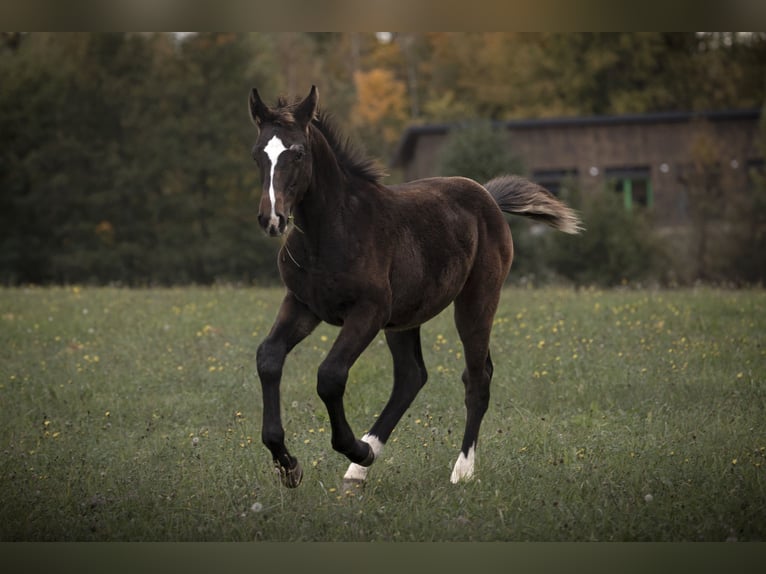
[605, 166, 653, 210]
[531, 168, 579, 197]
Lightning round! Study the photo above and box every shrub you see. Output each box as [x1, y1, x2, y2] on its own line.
[545, 190, 667, 287]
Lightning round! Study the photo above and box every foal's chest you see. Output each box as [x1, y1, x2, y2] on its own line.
[278, 248, 360, 327]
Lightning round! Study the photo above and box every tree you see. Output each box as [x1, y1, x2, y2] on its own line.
[0, 33, 283, 285]
[436, 121, 523, 182]
[351, 68, 408, 159]
[719, 104, 766, 284]
[0, 33, 132, 283]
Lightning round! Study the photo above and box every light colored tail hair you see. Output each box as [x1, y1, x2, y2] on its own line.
[484, 175, 583, 234]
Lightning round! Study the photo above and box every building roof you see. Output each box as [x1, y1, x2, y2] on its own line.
[390, 108, 761, 168]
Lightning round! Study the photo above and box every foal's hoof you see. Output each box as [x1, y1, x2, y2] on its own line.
[276, 460, 303, 488]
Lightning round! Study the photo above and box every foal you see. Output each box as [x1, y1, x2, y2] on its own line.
[249, 86, 581, 488]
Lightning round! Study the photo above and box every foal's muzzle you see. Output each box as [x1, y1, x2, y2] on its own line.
[259, 212, 287, 237]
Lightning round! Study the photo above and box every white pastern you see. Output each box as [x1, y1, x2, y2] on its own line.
[343, 433, 384, 482]
[263, 135, 287, 224]
[450, 445, 476, 484]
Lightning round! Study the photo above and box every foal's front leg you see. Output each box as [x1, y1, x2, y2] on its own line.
[257, 293, 320, 487]
[317, 303, 388, 467]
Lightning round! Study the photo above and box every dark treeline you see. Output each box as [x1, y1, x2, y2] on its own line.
[1, 33, 765, 285]
[1, 33, 278, 285]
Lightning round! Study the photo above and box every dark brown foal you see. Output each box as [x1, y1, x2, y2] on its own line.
[249, 86, 582, 487]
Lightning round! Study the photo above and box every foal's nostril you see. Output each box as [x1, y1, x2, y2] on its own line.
[258, 212, 286, 236]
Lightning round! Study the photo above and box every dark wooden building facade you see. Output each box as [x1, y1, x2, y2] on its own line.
[391, 109, 763, 227]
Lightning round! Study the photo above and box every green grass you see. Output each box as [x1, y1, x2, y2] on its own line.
[0, 286, 764, 541]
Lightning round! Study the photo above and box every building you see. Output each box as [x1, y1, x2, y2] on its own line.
[390, 109, 763, 227]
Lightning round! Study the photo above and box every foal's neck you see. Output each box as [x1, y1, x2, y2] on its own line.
[293, 128, 350, 243]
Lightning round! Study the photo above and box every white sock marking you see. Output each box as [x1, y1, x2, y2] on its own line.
[343, 433, 383, 482]
[263, 135, 287, 226]
[450, 444, 476, 483]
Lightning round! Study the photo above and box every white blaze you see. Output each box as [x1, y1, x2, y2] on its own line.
[263, 135, 287, 227]
[450, 444, 476, 483]
[343, 433, 384, 482]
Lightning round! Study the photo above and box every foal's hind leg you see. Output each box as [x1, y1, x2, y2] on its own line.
[451, 285, 502, 483]
[343, 327, 428, 484]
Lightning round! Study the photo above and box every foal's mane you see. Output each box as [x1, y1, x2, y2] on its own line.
[274, 96, 385, 184]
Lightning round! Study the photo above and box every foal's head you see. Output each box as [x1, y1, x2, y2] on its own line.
[249, 86, 318, 236]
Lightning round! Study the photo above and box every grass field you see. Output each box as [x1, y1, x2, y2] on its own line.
[0, 285, 764, 541]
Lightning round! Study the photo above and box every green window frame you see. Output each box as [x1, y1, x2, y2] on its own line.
[605, 167, 653, 211]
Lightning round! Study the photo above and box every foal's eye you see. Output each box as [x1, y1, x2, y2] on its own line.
[291, 145, 305, 161]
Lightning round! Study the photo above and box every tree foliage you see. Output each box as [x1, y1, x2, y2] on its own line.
[436, 121, 523, 182]
[1, 32, 764, 285]
[352, 68, 408, 158]
[1, 33, 279, 285]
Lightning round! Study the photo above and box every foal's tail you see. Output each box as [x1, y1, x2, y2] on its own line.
[484, 175, 583, 234]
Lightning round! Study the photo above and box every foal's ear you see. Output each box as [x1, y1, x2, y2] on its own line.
[295, 85, 319, 129]
[249, 88, 271, 127]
